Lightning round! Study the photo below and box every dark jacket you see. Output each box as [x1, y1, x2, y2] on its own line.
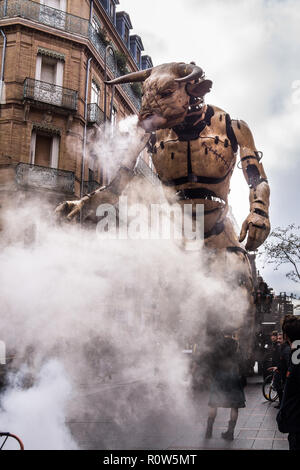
[279, 342, 291, 386]
[271, 342, 281, 368]
[277, 352, 300, 434]
[207, 336, 246, 409]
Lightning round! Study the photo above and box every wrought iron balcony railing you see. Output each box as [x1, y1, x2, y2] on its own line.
[87, 103, 105, 126]
[0, 0, 90, 35]
[16, 163, 75, 194]
[23, 78, 78, 111]
[0, 0, 141, 110]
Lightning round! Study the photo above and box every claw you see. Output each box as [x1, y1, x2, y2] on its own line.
[54, 199, 84, 221]
[54, 202, 68, 214]
[67, 206, 81, 220]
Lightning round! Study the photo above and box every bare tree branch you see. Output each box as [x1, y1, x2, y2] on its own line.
[259, 224, 300, 284]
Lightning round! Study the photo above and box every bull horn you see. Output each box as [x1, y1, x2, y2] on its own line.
[105, 68, 152, 85]
[174, 63, 204, 83]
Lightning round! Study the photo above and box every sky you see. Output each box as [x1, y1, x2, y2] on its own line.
[118, 0, 300, 296]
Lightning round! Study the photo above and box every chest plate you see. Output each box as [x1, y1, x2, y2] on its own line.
[152, 106, 238, 186]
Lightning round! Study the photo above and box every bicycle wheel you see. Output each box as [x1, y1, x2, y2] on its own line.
[0, 432, 24, 450]
[262, 375, 278, 402]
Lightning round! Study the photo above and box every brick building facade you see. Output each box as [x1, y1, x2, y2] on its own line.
[0, 0, 156, 208]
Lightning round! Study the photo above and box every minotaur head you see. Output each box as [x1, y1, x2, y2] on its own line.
[105, 62, 212, 132]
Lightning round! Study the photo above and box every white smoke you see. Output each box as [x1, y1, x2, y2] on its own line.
[87, 116, 144, 182]
[0, 360, 77, 450]
[0, 120, 251, 450]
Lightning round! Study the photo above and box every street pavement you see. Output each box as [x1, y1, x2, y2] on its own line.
[69, 374, 289, 450]
[170, 376, 289, 450]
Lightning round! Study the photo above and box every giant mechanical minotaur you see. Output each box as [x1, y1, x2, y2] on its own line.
[56, 62, 270, 360]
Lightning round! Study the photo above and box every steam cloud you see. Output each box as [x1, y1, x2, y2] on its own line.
[0, 119, 250, 450]
[87, 115, 144, 182]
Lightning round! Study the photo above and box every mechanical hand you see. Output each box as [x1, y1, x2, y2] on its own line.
[55, 130, 150, 221]
[239, 210, 270, 251]
[55, 194, 95, 221]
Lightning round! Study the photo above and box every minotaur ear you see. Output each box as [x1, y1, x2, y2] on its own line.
[186, 79, 213, 97]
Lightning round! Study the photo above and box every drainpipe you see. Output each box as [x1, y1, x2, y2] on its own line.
[104, 45, 117, 123]
[81, 56, 92, 203]
[89, 0, 94, 22]
[0, 29, 7, 106]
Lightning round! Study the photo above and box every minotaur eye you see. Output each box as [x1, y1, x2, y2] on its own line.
[160, 90, 173, 98]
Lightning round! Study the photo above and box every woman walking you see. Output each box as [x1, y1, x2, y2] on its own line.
[205, 330, 246, 441]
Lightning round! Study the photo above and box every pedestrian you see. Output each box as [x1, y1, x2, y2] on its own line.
[205, 329, 246, 441]
[263, 331, 279, 378]
[270, 331, 280, 367]
[267, 332, 286, 408]
[274, 332, 291, 409]
[267, 330, 281, 371]
[276, 315, 300, 450]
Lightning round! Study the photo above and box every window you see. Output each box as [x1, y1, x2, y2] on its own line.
[124, 25, 129, 46]
[40, 0, 66, 10]
[35, 54, 64, 106]
[88, 155, 98, 189]
[111, 106, 117, 126]
[110, 106, 117, 138]
[88, 168, 95, 182]
[136, 49, 141, 67]
[91, 80, 101, 106]
[45, 0, 60, 8]
[36, 55, 64, 87]
[41, 57, 56, 84]
[109, 1, 114, 19]
[92, 16, 102, 33]
[30, 131, 60, 169]
[39, 0, 66, 28]
[34, 134, 52, 167]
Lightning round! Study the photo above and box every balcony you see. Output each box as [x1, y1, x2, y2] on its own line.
[87, 25, 141, 110]
[0, 0, 90, 36]
[87, 103, 105, 126]
[16, 163, 75, 195]
[0, 0, 141, 111]
[23, 78, 78, 112]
